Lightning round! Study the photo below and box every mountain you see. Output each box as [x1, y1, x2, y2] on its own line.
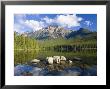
[21, 26, 96, 40]
[66, 28, 97, 39]
[27, 26, 73, 40]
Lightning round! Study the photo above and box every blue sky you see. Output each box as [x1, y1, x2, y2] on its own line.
[14, 14, 97, 33]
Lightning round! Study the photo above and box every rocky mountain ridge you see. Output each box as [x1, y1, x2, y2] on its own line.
[16, 26, 96, 40]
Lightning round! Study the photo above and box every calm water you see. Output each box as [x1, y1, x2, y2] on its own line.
[14, 50, 97, 76]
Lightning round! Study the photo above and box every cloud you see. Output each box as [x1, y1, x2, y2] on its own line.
[85, 21, 93, 26]
[14, 14, 45, 33]
[42, 14, 83, 28]
[14, 14, 30, 33]
[14, 24, 21, 33]
[42, 16, 55, 24]
[14, 14, 83, 33]
[24, 20, 45, 31]
[56, 14, 83, 28]
[14, 23, 33, 33]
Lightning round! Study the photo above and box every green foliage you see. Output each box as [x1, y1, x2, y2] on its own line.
[14, 32, 39, 50]
[37, 37, 97, 49]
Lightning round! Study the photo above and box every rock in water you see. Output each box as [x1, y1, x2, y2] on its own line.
[60, 60, 66, 65]
[73, 57, 82, 61]
[46, 57, 54, 64]
[69, 60, 72, 64]
[60, 56, 66, 61]
[31, 59, 40, 63]
[53, 56, 60, 64]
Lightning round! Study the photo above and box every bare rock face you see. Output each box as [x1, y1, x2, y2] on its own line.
[27, 26, 72, 40]
[18, 27, 96, 40]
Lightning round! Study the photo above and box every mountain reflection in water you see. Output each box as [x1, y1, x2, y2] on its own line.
[14, 64, 97, 76]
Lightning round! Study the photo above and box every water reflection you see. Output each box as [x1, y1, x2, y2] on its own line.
[14, 50, 96, 65]
[14, 64, 97, 76]
[14, 49, 97, 76]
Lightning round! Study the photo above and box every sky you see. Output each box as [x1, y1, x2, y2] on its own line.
[14, 14, 97, 33]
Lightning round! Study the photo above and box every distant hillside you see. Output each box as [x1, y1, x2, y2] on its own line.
[66, 28, 97, 39]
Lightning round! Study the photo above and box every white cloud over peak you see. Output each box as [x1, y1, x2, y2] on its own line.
[42, 14, 83, 28]
[25, 20, 45, 31]
[56, 14, 83, 28]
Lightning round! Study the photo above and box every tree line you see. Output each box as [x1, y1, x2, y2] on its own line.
[14, 32, 97, 52]
[14, 32, 39, 50]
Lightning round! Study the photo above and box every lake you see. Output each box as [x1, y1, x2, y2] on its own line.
[14, 49, 97, 76]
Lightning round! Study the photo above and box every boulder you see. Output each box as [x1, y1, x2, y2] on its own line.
[60, 56, 66, 61]
[60, 60, 66, 65]
[53, 56, 60, 64]
[69, 60, 72, 64]
[46, 57, 54, 64]
[31, 59, 40, 63]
